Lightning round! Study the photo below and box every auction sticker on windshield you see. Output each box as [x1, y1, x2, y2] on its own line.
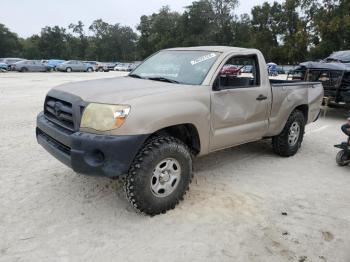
[191, 53, 217, 65]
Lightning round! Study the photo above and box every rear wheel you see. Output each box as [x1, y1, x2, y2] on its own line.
[336, 150, 349, 166]
[66, 67, 72, 73]
[272, 110, 306, 157]
[21, 67, 28, 72]
[98, 67, 104, 72]
[125, 136, 193, 216]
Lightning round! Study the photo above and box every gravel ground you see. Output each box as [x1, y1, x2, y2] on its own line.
[0, 72, 350, 262]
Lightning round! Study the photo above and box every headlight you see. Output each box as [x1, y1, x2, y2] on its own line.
[80, 103, 131, 131]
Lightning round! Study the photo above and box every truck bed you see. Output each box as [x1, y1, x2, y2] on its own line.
[265, 79, 323, 137]
[269, 79, 319, 86]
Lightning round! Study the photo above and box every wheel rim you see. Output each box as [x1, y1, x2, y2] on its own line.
[337, 151, 349, 165]
[288, 122, 300, 146]
[150, 158, 181, 198]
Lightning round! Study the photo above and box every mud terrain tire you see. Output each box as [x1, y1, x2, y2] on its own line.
[125, 136, 193, 216]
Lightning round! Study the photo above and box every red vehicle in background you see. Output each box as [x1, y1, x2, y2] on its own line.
[220, 64, 241, 76]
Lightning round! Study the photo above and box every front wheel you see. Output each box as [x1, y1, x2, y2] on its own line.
[272, 110, 306, 157]
[87, 67, 93, 72]
[66, 67, 72, 73]
[125, 136, 193, 216]
[336, 150, 349, 166]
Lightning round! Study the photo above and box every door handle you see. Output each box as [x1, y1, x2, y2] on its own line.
[256, 94, 268, 101]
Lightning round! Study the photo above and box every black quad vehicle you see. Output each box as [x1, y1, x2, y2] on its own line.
[335, 142, 350, 166]
[336, 121, 350, 166]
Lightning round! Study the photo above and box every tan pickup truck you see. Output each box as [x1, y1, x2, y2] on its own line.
[36, 46, 323, 215]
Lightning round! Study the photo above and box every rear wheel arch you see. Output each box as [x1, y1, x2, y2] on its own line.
[272, 109, 306, 157]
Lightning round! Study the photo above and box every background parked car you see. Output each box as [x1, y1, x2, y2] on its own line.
[129, 61, 142, 71]
[106, 62, 119, 71]
[0, 58, 25, 70]
[283, 65, 297, 74]
[114, 63, 137, 71]
[12, 60, 50, 72]
[84, 61, 109, 72]
[220, 64, 241, 76]
[276, 65, 286, 74]
[114, 63, 128, 71]
[0, 62, 8, 71]
[241, 65, 253, 73]
[267, 62, 278, 76]
[46, 59, 66, 71]
[56, 60, 94, 72]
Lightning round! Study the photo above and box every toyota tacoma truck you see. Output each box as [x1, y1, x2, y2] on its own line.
[36, 46, 323, 215]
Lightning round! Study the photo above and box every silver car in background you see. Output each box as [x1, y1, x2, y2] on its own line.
[0, 58, 25, 70]
[12, 60, 50, 72]
[56, 60, 95, 72]
[114, 63, 128, 71]
[84, 61, 109, 72]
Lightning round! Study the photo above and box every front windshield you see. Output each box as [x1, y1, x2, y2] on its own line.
[131, 50, 220, 85]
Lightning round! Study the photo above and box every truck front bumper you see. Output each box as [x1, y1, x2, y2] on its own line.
[36, 112, 148, 177]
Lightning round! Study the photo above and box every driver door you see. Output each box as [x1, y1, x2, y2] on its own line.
[210, 54, 270, 151]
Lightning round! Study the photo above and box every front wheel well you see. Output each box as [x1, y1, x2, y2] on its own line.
[153, 124, 201, 155]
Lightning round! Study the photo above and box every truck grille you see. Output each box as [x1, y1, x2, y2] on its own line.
[44, 96, 74, 131]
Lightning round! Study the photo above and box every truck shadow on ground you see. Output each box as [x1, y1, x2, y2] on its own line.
[320, 106, 348, 121]
[50, 106, 347, 217]
[52, 138, 275, 218]
[194, 139, 274, 174]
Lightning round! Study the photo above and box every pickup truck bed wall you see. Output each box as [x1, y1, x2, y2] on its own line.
[267, 80, 323, 137]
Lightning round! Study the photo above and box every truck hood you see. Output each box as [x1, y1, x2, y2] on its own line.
[53, 76, 191, 104]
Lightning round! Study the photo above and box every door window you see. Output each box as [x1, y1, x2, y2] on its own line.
[215, 55, 260, 90]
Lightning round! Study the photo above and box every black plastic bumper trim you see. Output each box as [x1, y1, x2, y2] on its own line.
[36, 112, 149, 177]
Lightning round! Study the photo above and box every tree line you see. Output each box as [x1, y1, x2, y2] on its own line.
[1, 0, 349, 64]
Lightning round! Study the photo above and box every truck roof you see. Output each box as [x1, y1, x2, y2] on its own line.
[165, 46, 258, 54]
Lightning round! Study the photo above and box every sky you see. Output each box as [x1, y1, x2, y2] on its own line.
[0, 0, 281, 37]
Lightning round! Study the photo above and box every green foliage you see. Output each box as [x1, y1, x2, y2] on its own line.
[308, 0, 350, 59]
[1, 0, 350, 64]
[180, 0, 217, 46]
[0, 24, 22, 57]
[137, 6, 182, 58]
[88, 19, 138, 61]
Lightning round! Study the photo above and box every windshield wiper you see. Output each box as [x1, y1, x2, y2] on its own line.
[147, 77, 180, 84]
[129, 73, 143, 79]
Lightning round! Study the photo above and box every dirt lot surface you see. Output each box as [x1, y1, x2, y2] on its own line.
[1, 72, 350, 262]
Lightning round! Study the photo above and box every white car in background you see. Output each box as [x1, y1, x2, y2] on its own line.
[114, 63, 129, 71]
